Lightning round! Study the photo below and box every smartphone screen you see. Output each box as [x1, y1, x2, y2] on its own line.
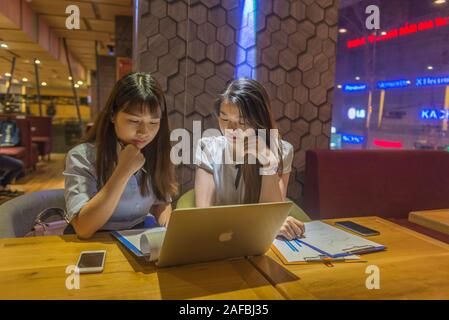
[335, 221, 380, 236]
[77, 252, 105, 268]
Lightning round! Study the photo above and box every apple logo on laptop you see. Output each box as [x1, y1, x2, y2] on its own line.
[219, 230, 233, 242]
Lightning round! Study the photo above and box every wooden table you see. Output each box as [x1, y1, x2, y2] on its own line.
[409, 209, 449, 235]
[249, 217, 449, 300]
[3, 217, 449, 300]
[0, 232, 285, 300]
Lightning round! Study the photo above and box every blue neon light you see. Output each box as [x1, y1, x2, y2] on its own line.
[343, 84, 368, 92]
[420, 109, 449, 120]
[235, 0, 257, 79]
[416, 76, 449, 87]
[341, 134, 365, 144]
[377, 79, 411, 89]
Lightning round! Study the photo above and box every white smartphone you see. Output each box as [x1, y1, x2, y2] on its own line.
[76, 250, 106, 274]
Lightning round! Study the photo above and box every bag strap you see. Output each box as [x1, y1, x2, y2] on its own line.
[34, 207, 67, 225]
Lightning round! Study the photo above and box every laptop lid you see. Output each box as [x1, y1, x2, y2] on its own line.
[157, 201, 292, 267]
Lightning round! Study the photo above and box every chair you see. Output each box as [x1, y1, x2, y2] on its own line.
[0, 189, 70, 238]
[176, 189, 311, 222]
[304, 149, 449, 220]
[29, 116, 53, 161]
[0, 115, 39, 170]
[303, 149, 449, 244]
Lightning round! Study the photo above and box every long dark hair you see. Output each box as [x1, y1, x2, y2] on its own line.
[215, 78, 284, 203]
[79, 72, 177, 200]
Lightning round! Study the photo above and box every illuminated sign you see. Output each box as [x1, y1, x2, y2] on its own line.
[415, 76, 449, 87]
[343, 84, 368, 92]
[341, 133, 365, 144]
[330, 133, 342, 149]
[347, 16, 449, 49]
[373, 139, 403, 149]
[420, 109, 449, 120]
[341, 76, 449, 93]
[347, 108, 366, 120]
[377, 79, 411, 89]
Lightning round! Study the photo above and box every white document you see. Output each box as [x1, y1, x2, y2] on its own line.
[112, 227, 166, 262]
[273, 238, 360, 263]
[298, 221, 385, 258]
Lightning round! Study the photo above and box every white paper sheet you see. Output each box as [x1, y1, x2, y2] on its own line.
[298, 221, 385, 258]
[113, 227, 166, 261]
[273, 238, 360, 263]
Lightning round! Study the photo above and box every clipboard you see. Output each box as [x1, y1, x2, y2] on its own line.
[271, 238, 365, 265]
[296, 221, 386, 258]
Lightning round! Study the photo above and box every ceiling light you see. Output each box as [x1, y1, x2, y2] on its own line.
[427, 65, 434, 70]
[0, 43, 8, 48]
[77, 80, 83, 85]
[434, 0, 446, 5]
[338, 28, 348, 34]
[74, 83, 80, 88]
[34, 59, 41, 64]
[41, 81, 47, 86]
[355, 76, 361, 81]
[68, 76, 72, 80]
[22, 77, 28, 82]
[4, 72, 11, 77]
[337, 84, 342, 89]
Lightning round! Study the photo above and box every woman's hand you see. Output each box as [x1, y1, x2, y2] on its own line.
[116, 144, 145, 177]
[278, 216, 305, 240]
[244, 135, 280, 169]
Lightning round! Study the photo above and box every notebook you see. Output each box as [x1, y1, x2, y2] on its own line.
[295, 221, 386, 258]
[111, 227, 166, 262]
[272, 238, 363, 265]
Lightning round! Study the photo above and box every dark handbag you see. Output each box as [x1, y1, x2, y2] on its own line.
[25, 207, 69, 237]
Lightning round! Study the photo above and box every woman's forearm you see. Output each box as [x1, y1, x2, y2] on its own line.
[194, 168, 215, 207]
[259, 174, 283, 203]
[72, 168, 131, 239]
[150, 203, 172, 227]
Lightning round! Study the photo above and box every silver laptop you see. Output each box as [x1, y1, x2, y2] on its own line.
[157, 201, 292, 267]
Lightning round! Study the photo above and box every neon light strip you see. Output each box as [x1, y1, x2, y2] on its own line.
[347, 16, 449, 49]
[373, 139, 403, 148]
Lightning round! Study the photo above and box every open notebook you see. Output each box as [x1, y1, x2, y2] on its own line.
[111, 227, 166, 262]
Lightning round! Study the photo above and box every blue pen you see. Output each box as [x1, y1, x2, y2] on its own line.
[285, 240, 298, 252]
[294, 239, 303, 248]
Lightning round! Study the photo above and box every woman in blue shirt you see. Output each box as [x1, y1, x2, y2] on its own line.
[64, 72, 177, 239]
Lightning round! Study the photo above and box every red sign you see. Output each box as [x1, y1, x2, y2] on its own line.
[347, 16, 449, 49]
[373, 138, 403, 149]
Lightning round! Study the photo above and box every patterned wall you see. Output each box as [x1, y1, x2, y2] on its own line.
[139, 0, 339, 205]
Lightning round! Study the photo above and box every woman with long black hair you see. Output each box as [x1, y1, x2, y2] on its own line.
[64, 72, 177, 239]
[194, 78, 305, 240]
